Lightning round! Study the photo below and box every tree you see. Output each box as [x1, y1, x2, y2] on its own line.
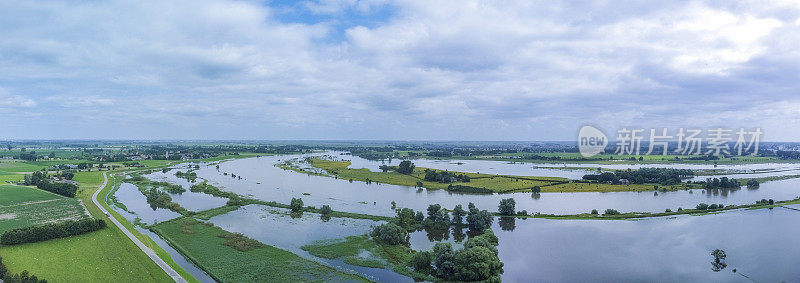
[531, 186, 541, 193]
[290, 197, 304, 212]
[433, 243, 456, 279]
[320, 205, 332, 215]
[452, 204, 466, 224]
[467, 210, 493, 230]
[379, 165, 390, 173]
[604, 209, 620, 215]
[747, 179, 760, 188]
[370, 223, 408, 245]
[414, 211, 425, 223]
[498, 198, 515, 216]
[394, 208, 416, 229]
[397, 160, 415, 175]
[696, 203, 709, 210]
[453, 246, 504, 281]
[711, 249, 727, 272]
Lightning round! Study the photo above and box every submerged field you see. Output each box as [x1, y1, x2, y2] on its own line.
[151, 217, 368, 282]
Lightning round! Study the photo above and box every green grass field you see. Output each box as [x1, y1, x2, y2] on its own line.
[151, 217, 368, 282]
[0, 198, 89, 234]
[0, 171, 175, 282]
[0, 185, 60, 206]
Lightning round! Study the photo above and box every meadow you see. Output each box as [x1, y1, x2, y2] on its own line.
[304, 158, 684, 193]
[151, 217, 368, 282]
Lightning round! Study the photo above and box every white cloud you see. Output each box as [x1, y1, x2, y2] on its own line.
[0, 0, 799, 139]
[0, 87, 36, 108]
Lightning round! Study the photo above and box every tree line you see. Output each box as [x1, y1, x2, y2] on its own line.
[0, 219, 106, 245]
[583, 168, 694, 185]
[23, 171, 78, 198]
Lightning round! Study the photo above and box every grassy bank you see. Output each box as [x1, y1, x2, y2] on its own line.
[302, 235, 431, 281]
[151, 217, 369, 282]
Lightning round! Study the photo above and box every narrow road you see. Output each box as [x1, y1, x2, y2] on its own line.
[91, 172, 187, 283]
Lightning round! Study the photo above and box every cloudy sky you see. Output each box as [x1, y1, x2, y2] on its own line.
[1, 0, 799, 141]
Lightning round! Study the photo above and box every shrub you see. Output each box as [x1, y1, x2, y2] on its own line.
[665, 208, 672, 213]
[709, 204, 719, 209]
[604, 209, 620, 215]
[370, 223, 408, 245]
[696, 203, 709, 210]
[1, 219, 106, 245]
[591, 209, 598, 215]
[409, 251, 433, 272]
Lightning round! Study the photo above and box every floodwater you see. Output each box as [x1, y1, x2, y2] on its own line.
[399, 208, 800, 282]
[111, 154, 800, 282]
[143, 169, 229, 211]
[206, 204, 412, 282]
[111, 182, 181, 225]
[194, 154, 800, 216]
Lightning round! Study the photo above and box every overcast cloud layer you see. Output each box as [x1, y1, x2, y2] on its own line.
[1, 0, 799, 141]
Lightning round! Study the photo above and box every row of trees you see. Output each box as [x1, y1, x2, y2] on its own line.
[24, 171, 78, 198]
[0, 219, 106, 245]
[392, 202, 494, 232]
[423, 169, 470, 183]
[701, 177, 742, 189]
[583, 168, 694, 185]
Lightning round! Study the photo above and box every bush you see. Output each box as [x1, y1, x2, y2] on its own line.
[1, 219, 106, 245]
[696, 203, 709, 210]
[709, 204, 719, 209]
[498, 198, 515, 216]
[290, 197, 304, 212]
[591, 209, 598, 215]
[604, 209, 620, 215]
[320, 205, 332, 215]
[370, 223, 408, 245]
[409, 251, 433, 272]
[747, 179, 760, 188]
[665, 208, 672, 213]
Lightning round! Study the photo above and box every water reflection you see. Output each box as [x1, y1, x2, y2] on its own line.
[402, 208, 800, 282]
